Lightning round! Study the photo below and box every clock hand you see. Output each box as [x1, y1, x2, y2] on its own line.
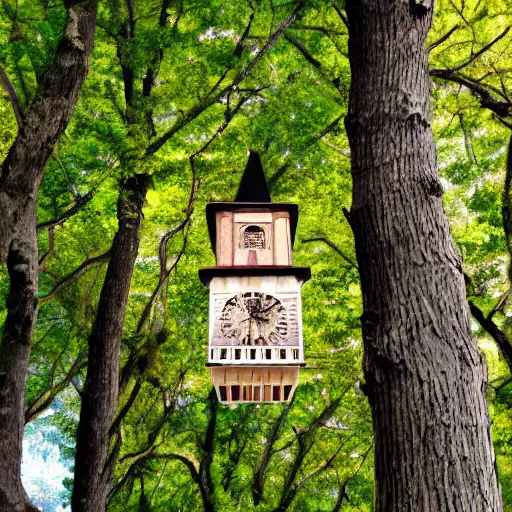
[259, 300, 281, 315]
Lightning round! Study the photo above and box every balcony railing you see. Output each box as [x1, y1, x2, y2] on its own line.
[209, 346, 301, 365]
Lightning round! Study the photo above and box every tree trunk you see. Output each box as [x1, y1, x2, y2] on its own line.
[344, 1, 503, 511]
[198, 388, 217, 512]
[0, 3, 97, 510]
[71, 174, 150, 512]
[501, 136, 512, 284]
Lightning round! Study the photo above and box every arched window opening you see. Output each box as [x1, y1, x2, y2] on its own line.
[243, 225, 266, 249]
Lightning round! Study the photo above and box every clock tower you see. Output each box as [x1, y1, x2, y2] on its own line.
[199, 152, 310, 403]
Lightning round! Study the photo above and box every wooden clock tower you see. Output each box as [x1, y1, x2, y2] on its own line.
[199, 152, 310, 403]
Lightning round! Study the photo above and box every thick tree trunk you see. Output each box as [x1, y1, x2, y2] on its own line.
[344, 1, 503, 511]
[71, 174, 150, 512]
[0, 3, 97, 510]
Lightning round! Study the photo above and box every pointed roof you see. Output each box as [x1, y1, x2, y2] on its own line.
[205, 150, 299, 254]
[235, 151, 271, 202]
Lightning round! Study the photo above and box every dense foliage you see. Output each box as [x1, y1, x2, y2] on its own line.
[0, 0, 511, 510]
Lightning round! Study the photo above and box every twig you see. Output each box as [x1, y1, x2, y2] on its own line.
[431, 26, 511, 75]
[268, 114, 344, 189]
[146, 1, 305, 156]
[302, 237, 357, 268]
[284, 33, 322, 68]
[38, 227, 55, 267]
[235, 8, 255, 57]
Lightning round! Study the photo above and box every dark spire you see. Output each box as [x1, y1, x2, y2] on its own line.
[235, 151, 271, 202]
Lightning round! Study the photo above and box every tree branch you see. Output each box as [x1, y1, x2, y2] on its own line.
[0, 63, 24, 126]
[253, 396, 295, 505]
[25, 351, 87, 423]
[235, 8, 255, 57]
[431, 68, 512, 118]
[302, 237, 357, 268]
[331, 447, 372, 512]
[38, 249, 111, 305]
[38, 226, 55, 267]
[268, 114, 344, 189]
[145, 1, 304, 156]
[136, 94, 249, 333]
[469, 301, 512, 372]
[503, 136, 512, 284]
[331, 0, 348, 29]
[284, 32, 322, 68]
[427, 25, 460, 53]
[431, 25, 511, 75]
[36, 190, 95, 231]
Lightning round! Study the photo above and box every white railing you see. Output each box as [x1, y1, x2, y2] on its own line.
[209, 346, 301, 364]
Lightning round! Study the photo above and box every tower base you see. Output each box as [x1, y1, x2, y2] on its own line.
[210, 366, 299, 404]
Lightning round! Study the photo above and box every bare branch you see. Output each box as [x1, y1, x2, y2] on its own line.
[253, 397, 295, 505]
[235, 8, 255, 57]
[487, 290, 509, 321]
[109, 378, 143, 436]
[38, 227, 55, 267]
[427, 25, 460, 53]
[331, 0, 348, 29]
[332, 447, 372, 512]
[38, 249, 111, 306]
[146, 1, 305, 156]
[458, 112, 478, 165]
[430, 69, 512, 119]
[302, 237, 357, 268]
[284, 33, 322, 68]
[36, 191, 95, 231]
[37, 162, 115, 232]
[272, 393, 348, 512]
[25, 351, 87, 423]
[297, 442, 344, 488]
[136, 95, 250, 333]
[0, 63, 24, 126]
[268, 114, 344, 189]
[431, 26, 511, 75]
[469, 301, 512, 372]
[290, 24, 346, 37]
[503, 136, 512, 283]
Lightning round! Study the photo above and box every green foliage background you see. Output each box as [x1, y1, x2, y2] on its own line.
[0, 0, 511, 510]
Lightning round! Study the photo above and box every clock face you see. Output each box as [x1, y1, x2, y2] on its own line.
[214, 292, 295, 346]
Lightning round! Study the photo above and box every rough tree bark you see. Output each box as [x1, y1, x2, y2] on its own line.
[0, 2, 97, 510]
[344, 0, 503, 510]
[71, 174, 150, 512]
[502, 136, 512, 285]
[71, 2, 161, 507]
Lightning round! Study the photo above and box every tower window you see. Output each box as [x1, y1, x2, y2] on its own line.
[243, 225, 266, 249]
